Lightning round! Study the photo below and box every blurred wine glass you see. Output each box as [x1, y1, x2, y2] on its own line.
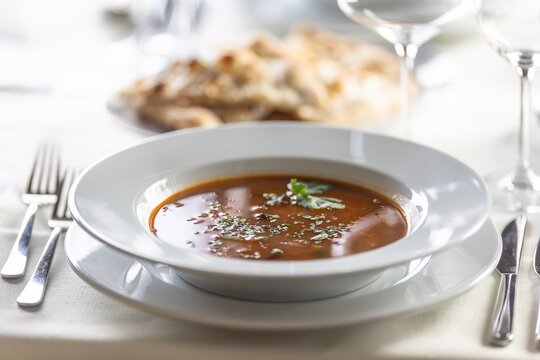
[337, 0, 473, 138]
[476, 0, 540, 213]
[132, 0, 202, 74]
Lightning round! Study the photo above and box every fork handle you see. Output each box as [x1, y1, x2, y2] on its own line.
[489, 273, 517, 346]
[17, 226, 63, 307]
[1, 202, 39, 278]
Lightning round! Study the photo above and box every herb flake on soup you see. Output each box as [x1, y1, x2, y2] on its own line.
[149, 176, 407, 260]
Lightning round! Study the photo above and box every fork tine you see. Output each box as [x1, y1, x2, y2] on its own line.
[51, 173, 63, 220]
[52, 170, 67, 220]
[53, 168, 77, 220]
[38, 144, 54, 195]
[27, 144, 44, 194]
[46, 145, 60, 195]
[38, 145, 49, 194]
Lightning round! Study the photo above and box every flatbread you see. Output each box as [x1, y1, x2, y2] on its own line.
[120, 27, 417, 130]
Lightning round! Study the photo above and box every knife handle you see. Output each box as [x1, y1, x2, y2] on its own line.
[490, 273, 516, 346]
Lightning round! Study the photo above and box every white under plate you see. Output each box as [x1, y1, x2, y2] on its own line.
[64, 219, 501, 331]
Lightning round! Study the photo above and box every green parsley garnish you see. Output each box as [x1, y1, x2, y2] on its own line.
[287, 179, 345, 210]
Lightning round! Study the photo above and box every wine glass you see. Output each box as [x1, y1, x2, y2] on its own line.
[132, 0, 203, 75]
[476, 0, 540, 213]
[337, 0, 474, 138]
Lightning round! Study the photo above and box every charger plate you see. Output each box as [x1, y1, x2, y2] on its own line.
[65, 219, 500, 330]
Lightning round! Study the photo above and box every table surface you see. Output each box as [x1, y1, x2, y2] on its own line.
[2, 1, 540, 359]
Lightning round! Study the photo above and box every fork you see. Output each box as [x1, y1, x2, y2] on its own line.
[1, 144, 60, 278]
[17, 168, 78, 307]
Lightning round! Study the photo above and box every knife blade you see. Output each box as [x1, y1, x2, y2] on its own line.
[535, 240, 540, 277]
[489, 215, 527, 346]
[533, 236, 540, 345]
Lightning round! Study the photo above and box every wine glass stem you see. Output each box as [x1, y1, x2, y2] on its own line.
[517, 65, 535, 173]
[394, 43, 418, 139]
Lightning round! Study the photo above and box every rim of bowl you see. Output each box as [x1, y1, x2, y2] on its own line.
[69, 122, 491, 277]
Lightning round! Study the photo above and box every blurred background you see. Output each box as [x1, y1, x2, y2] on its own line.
[0, 0, 537, 195]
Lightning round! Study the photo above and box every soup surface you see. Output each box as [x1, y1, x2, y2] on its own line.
[149, 175, 407, 260]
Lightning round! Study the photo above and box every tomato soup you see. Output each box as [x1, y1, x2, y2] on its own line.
[150, 175, 407, 260]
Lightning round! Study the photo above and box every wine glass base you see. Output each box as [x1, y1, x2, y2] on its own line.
[486, 168, 540, 213]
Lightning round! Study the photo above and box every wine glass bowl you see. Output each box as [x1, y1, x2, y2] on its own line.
[337, 0, 474, 138]
[477, 1, 540, 59]
[476, 0, 540, 213]
[132, 0, 203, 75]
[338, 0, 472, 46]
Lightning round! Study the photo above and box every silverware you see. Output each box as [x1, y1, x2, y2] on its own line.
[1, 144, 60, 279]
[16, 168, 77, 307]
[489, 215, 527, 346]
[533, 235, 540, 345]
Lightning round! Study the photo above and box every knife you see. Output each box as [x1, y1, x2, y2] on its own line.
[489, 215, 527, 346]
[533, 236, 540, 345]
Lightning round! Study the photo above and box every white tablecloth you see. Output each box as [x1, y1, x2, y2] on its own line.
[2, 2, 540, 359]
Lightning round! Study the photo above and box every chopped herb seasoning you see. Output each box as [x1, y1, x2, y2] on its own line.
[150, 175, 407, 260]
[263, 193, 286, 206]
